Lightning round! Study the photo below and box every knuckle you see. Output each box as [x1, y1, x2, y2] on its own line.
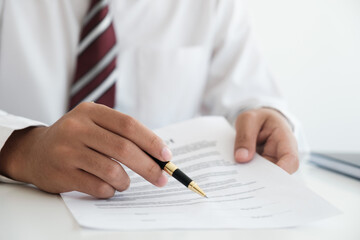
[238, 110, 257, 122]
[105, 165, 121, 182]
[53, 144, 73, 157]
[149, 134, 162, 148]
[61, 117, 82, 132]
[117, 140, 132, 158]
[117, 175, 131, 192]
[145, 163, 161, 182]
[121, 115, 137, 134]
[76, 102, 93, 113]
[94, 183, 115, 199]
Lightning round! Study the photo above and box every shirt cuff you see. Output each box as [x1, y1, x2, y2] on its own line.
[0, 110, 46, 151]
[0, 110, 47, 184]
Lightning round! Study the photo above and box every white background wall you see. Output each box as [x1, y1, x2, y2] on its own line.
[244, 0, 360, 152]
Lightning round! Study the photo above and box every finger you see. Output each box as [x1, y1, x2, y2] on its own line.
[77, 102, 172, 162]
[234, 111, 266, 163]
[277, 154, 299, 174]
[82, 123, 168, 187]
[72, 169, 116, 199]
[75, 149, 131, 192]
[274, 131, 299, 174]
[262, 128, 299, 174]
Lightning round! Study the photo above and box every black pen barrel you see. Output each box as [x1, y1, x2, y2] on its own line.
[147, 152, 206, 197]
[151, 156, 168, 169]
[172, 169, 192, 187]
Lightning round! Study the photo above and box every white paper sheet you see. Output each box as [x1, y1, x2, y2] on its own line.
[61, 116, 340, 230]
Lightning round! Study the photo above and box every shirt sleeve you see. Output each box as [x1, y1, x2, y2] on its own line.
[201, 0, 309, 153]
[0, 110, 46, 183]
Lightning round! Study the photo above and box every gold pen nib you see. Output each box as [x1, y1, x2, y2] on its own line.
[188, 181, 207, 198]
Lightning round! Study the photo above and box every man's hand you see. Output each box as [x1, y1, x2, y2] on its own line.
[0, 102, 172, 198]
[234, 108, 299, 173]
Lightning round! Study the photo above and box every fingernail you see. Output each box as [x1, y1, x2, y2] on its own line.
[235, 148, 249, 162]
[156, 172, 168, 187]
[161, 147, 172, 161]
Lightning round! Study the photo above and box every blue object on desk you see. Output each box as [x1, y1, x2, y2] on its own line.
[310, 152, 360, 180]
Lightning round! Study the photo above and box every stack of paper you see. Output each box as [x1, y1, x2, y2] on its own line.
[61, 116, 339, 230]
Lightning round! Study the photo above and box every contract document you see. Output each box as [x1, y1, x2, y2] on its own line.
[61, 116, 339, 230]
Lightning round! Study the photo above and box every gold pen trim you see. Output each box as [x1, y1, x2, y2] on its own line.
[188, 181, 207, 198]
[164, 162, 178, 175]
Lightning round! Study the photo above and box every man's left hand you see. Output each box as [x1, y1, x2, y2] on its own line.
[234, 108, 299, 174]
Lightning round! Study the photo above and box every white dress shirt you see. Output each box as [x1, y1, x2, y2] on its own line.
[0, 0, 307, 183]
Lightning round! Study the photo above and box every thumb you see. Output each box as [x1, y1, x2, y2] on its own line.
[234, 112, 263, 163]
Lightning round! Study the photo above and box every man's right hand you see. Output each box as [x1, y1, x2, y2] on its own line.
[0, 102, 171, 198]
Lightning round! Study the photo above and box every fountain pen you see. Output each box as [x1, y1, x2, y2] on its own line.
[147, 154, 207, 198]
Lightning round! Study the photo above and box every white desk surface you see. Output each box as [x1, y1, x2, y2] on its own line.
[1, 162, 359, 240]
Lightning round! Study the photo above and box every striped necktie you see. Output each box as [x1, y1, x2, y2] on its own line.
[69, 0, 117, 110]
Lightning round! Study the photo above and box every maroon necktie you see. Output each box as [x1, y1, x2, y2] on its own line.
[69, 0, 117, 110]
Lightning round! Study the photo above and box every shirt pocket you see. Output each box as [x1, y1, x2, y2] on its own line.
[136, 46, 210, 127]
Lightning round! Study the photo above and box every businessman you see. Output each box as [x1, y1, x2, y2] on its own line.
[0, 0, 301, 198]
